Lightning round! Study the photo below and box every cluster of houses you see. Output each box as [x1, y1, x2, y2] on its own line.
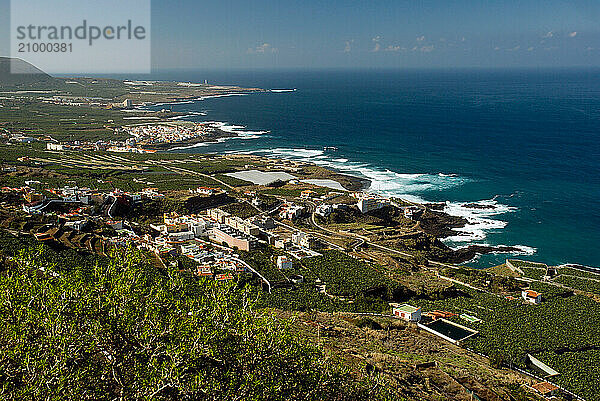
[40, 95, 114, 108]
[44, 135, 160, 153]
[192, 186, 225, 196]
[19, 185, 166, 214]
[122, 123, 216, 147]
[8, 134, 37, 144]
[315, 203, 349, 218]
[279, 202, 306, 220]
[180, 242, 245, 280]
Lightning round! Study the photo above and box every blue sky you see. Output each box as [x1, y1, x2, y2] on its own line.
[2, 0, 600, 70]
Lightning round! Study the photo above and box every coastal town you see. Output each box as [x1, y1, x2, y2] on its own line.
[2, 67, 600, 400]
[3, 129, 600, 400]
[10, 122, 247, 154]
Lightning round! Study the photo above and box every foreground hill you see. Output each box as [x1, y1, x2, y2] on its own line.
[0, 57, 58, 88]
[0, 231, 544, 401]
[0, 233, 391, 400]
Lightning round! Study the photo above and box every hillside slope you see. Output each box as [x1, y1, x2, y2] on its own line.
[0, 57, 57, 87]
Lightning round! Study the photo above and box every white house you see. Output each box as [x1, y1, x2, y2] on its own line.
[391, 303, 422, 322]
[522, 290, 542, 304]
[315, 204, 334, 218]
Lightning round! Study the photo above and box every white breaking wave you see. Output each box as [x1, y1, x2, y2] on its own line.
[442, 199, 517, 243]
[204, 121, 269, 142]
[152, 100, 196, 107]
[195, 93, 248, 101]
[244, 147, 533, 255]
[169, 142, 210, 150]
[257, 148, 468, 202]
[169, 112, 208, 120]
[251, 147, 466, 199]
[270, 89, 297, 93]
[150, 93, 248, 107]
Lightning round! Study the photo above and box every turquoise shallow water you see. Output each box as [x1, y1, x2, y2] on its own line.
[137, 69, 600, 268]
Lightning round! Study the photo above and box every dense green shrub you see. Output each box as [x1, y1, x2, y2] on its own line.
[0, 244, 382, 400]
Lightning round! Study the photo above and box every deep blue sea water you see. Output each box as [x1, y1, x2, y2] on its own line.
[134, 69, 599, 268]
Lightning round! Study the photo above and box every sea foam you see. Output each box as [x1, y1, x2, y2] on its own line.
[246, 147, 531, 254]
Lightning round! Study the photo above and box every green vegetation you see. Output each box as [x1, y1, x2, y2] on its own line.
[558, 267, 600, 280]
[507, 259, 548, 280]
[251, 250, 416, 313]
[554, 275, 600, 295]
[441, 267, 522, 293]
[520, 267, 546, 280]
[261, 187, 305, 197]
[508, 260, 548, 269]
[535, 349, 600, 399]
[221, 201, 259, 219]
[301, 251, 412, 305]
[259, 286, 348, 313]
[0, 235, 386, 400]
[417, 283, 600, 400]
[0, 98, 147, 140]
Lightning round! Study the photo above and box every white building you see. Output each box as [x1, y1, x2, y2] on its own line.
[279, 203, 305, 220]
[180, 243, 200, 256]
[292, 231, 317, 249]
[391, 303, 422, 321]
[195, 187, 219, 196]
[357, 197, 386, 214]
[403, 206, 422, 220]
[167, 231, 195, 242]
[188, 219, 207, 237]
[64, 220, 88, 231]
[224, 215, 260, 236]
[128, 193, 142, 202]
[315, 204, 334, 218]
[208, 208, 231, 224]
[46, 143, 64, 151]
[522, 290, 542, 304]
[277, 255, 293, 269]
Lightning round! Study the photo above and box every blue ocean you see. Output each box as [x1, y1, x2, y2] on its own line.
[140, 69, 600, 268]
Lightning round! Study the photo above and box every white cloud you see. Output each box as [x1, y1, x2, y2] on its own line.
[343, 40, 353, 53]
[543, 31, 554, 38]
[247, 43, 278, 54]
[416, 35, 425, 42]
[568, 31, 577, 38]
[506, 45, 520, 52]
